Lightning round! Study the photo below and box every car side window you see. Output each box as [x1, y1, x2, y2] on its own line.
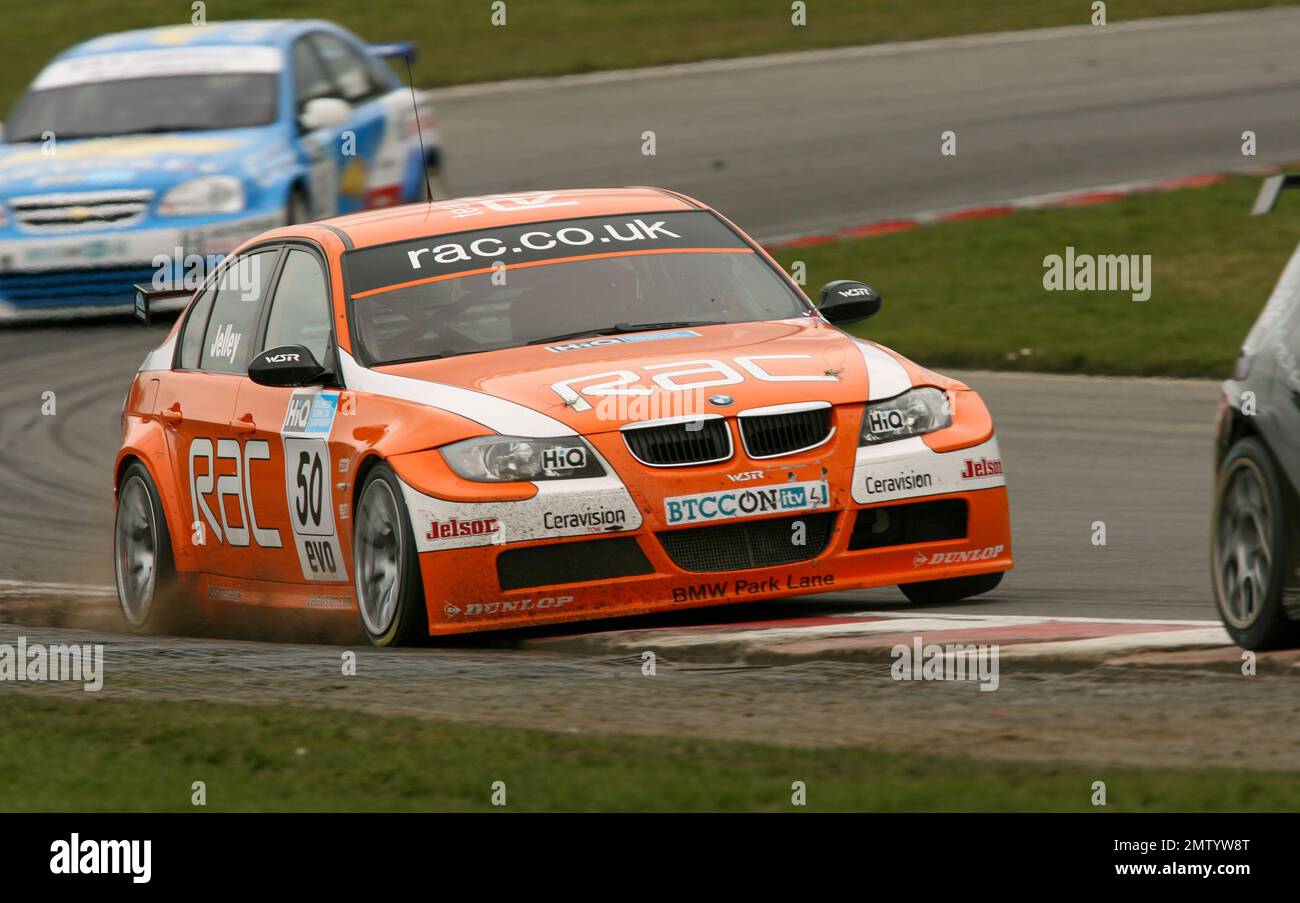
[263, 249, 333, 365]
[311, 34, 383, 103]
[200, 250, 278, 375]
[292, 37, 335, 109]
[178, 284, 217, 370]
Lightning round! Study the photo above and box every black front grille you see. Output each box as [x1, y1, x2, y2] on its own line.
[658, 513, 837, 572]
[497, 537, 654, 590]
[847, 499, 967, 550]
[623, 418, 731, 466]
[739, 406, 833, 458]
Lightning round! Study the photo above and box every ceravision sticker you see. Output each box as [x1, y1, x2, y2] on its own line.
[282, 390, 346, 582]
[664, 480, 829, 526]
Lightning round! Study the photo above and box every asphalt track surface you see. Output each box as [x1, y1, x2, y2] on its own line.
[0, 8, 1281, 625]
[434, 8, 1300, 241]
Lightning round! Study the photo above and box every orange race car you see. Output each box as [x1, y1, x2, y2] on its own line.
[114, 188, 1012, 645]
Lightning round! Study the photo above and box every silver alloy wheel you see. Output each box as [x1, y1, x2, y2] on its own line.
[115, 475, 158, 628]
[1214, 458, 1274, 629]
[355, 478, 404, 637]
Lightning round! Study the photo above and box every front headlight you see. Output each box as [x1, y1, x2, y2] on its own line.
[861, 387, 951, 445]
[441, 436, 605, 483]
[158, 175, 245, 216]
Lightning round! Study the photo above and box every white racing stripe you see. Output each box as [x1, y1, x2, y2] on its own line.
[854, 339, 911, 400]
[338, 349, 572, 438]
[139, 334, 177, 372]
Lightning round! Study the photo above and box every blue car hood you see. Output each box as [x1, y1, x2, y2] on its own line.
[0, 129, 273, 196]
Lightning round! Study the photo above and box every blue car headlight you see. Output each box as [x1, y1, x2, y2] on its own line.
[158, 175, 245, 216]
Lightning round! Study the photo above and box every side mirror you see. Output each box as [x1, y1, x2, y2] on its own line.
[248, 345, 332, 388]
[817, 280, 881, 325]
[298, 97, 351, 132]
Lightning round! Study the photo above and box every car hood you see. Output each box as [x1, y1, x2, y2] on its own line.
[0, 130, 264, 195]
[375, 318, 890, 435]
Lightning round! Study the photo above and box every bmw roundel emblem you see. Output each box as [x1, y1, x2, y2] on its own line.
[709, 394, 734, 407]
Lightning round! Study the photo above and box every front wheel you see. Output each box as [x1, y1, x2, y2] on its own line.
[353, 463, 428, 646]
[899, 571, 1003, 605]
[1212, 437, 1300, 650]
[114, 461, 183, 632]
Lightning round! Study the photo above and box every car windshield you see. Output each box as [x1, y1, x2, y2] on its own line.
[343, 211, 812, 365]
[5, 74, 277, 141]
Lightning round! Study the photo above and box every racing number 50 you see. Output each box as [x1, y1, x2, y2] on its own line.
[294, 448, 325, 529]
[282, 436, 345, 580]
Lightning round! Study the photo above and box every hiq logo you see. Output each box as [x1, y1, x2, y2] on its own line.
[283, 396, 313, 432]
[542, 446, 587, 470]
[282, 392, 339, 435]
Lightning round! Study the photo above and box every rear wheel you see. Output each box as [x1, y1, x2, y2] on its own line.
[1212, 437, 1300, 650]
[114, 461, 182, 632]
[353, 463, 428, 646]
[899, 571, 1003, 605]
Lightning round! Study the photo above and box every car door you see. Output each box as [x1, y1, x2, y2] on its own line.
[156, 247, 282, 579]
[291, 35, 344, 220]
[233, 244, 351, 586]
[307, 31, 394, 214]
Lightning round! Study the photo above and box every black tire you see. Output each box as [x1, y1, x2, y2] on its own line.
[352, 463, 429, 647]
[1211, 437, 1300, 650]
[113, 461, 184, 633]
[899, 570, 1004, 605]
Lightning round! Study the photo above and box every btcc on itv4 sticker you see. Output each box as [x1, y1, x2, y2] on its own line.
[664, 480, 830, 526]
[281, 390, 346, 582]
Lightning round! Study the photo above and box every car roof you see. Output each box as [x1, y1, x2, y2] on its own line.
[302, 188, 709, 251]
[57, 20, 324, 59]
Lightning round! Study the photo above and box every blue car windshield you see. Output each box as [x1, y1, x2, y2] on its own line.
[5, 74, 278, 142]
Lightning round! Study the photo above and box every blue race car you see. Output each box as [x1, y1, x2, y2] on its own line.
[0, 20, 445, 318]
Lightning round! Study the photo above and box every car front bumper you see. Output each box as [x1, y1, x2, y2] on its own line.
[0, 211, 281, 316]
[396, 430, 1013, 636]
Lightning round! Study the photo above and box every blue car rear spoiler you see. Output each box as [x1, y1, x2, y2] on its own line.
[1251, 172, 1300, 215]
[132, 284, 190, 325]
[367, 42, 418, 64]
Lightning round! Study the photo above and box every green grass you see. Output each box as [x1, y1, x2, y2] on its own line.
[770, 175, 1300, 378]
[0, 1, 1293, 114]
[3, 693, 1298, 811]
